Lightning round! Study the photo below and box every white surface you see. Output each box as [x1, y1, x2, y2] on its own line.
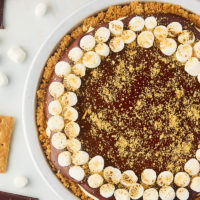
[1, 1, 200, 200]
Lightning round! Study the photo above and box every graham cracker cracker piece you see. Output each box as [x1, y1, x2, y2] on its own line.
[0, 115, 14, 173]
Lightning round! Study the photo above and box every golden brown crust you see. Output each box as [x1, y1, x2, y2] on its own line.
[36, 2, 200, 199]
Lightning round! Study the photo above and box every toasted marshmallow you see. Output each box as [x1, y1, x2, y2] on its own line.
[129, 183, 144, 199]
[109, 37, 125, 52]
[88, 174, 103, 188]
[159, 186, 175, 200]
[47, 115, 64, 132]
[154, 26, 168, 41]
[190, 177, 200, 192]
[157, 171, 173, 187]
[48, 100, 62, 115]
[100, 184, 115, 198]
[0, 72, 8, 86]
[184, 158, 200, 176]
[64, 121, 80, 138]
[72, 64, 86, 77]
[141, 169, 157, 185]
[69, 166, 85, 181]
[103, 166, 121, 184]
[61, 92, 77, 107]
[58, 151, 71, 167]
[80, 35, 96, 51]
[198, 74, 200, 83]
[7, 47, 26, 63]
[68, 47, 83, 62]
[55, 61, 71, 77]
[176, 44, 192, 63]
[174, 172, 190, 187]
[95, 43, 110, 57]
[129, 16, 145, 32]
[64, 74, 81, 91]
[143, 188, 159, 200]
[72, 150, 89, 165]
[89, 155, 104, 173]
[178, 30, 195, 44]
[63, 106, 78, 121]
[35, 2, 47, 17]
[196, 149, 200, 161]
[114, 189, 130, 200]
[160, 38, 177, 56]
[176, 188, 189, 200]
[145, 16, 157, 30]
[167, 22, 182, 37]
[83, 51, 101, 68]
[121, 30, 136, 44]
[49, 82, 64, 98]
[46, 126, 51, 137]
[51, 132, 67, 150]
[66, 138, 81, 152]
[120, 170, 138, 187]
[137, 31, 154, 48]
[95, 27, 110, 43]
[185, 57, 200, 76]
[109, 20, 124, 36]
[194, 41, 200, 58]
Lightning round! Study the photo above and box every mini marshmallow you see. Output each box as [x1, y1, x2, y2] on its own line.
[185, 57, 200, 76]
[61, 92, 78, 107]
[66, 138, 81, 152]
[64, 121, 80, 138]
[72, 150, 89, 165]
[129, 16, 145, 32]
[88, 174, 104, 188]
[46, 126, 51, 137]
[0, 72, 8, 86]
[64, 74, 81, 91]
[109, 37, 124, 53]
[160, 38, 177, 56]
[190, 177, 200, 192]
[154, 26, 168, 41]
[145, 16, 157, 30]
[137, 31, 154, 48]
[68, 47, 83, 62]
[196, 149, 200, 161]
[109, 20, 124, 36]
[95, 43, 110, 57]
[69, 166, 85, 181]
[55, 61, 71, 77]
[176, 188, 189, 200]
[176, 44, 192, 63]
[35, 2, 47, 17]
[178, 30, 195, 44]
[159, 186, 175, 200]
[89, 155, 104, 173]
[129, 183, 144, 199]
[95, 27, 110, 43]
[100, 184, 115, 198]
[83, 51, 101, 68]
[51, 132, 67, 150]
[184, 158, 200, 176]
[58, 151, 71, 167]
[120, 170, 138, 187]
[121, 30, 136, 44]
[103, 166, 121, 184]
[63, 106, 78, 121]
[114, 189, 130, 200]
[14, 176, 28, 188]
[174, 172, 190, 187]
[143, 188, 159, 200]
[141, 169, 157, 185]
[194, 41, 200, 58]
[167, 22, 182, 37]
[49, 82, 64, 98]
[72, 64, 86, 77]
[7, 47, 26, 63]
[47, 115, 64, 132]
[157, 171, 174, 187]
[48, 100, 62, 115]
[80, 35, 96, 51]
